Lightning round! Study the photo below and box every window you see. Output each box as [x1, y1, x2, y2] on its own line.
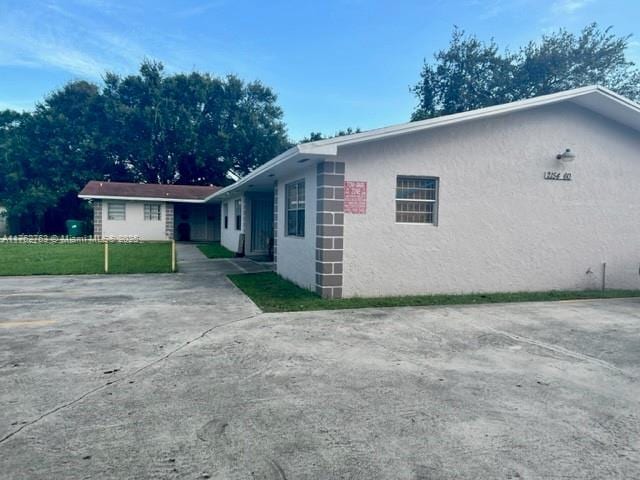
[286, 180, 305, 237]
[107, 201, 126, 221]
[144, 203, 161, 221]
[223, 203, 228, 229]
[235, 199, 242, 230]
[395, 176, 439, 224]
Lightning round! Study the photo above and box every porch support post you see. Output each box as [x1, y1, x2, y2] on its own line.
[315, 161, 345, 299]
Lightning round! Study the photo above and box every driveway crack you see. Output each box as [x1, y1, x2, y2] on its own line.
[479, 325, 634, 378]
[0, 313, 262, 446]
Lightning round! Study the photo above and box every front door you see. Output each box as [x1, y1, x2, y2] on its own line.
[250, 196, 274, 254]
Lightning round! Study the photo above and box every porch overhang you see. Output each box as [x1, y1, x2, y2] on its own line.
[208, 144, 338, 200]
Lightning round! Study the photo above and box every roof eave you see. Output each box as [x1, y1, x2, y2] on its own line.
[77, 194, 209, 204]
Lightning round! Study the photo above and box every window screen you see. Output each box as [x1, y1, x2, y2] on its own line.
[395, 176, 438, 224]
[107, 201, 126, 221]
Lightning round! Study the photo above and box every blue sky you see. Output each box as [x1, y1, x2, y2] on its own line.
[1, 0, 639, 141]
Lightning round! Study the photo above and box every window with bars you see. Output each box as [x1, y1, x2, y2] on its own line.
[223, 202, 228, 229]
[107, 201, 126, 221]
[286, 180, 305, 237]
[395, 176, 439, 224]
[144, 203, 161, 221]
[235, 199, 242, 230]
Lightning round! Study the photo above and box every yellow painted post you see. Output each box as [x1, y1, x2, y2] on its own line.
[171, 240, 176, 272]
[104, 242, 109, 273]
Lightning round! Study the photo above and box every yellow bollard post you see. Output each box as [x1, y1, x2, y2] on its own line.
[104, 242, 109, 273]
[171, 240, 176, 272]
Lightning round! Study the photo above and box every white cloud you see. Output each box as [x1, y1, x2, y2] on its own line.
[0, 1, 174, 78]
[551, 0, 595, 14]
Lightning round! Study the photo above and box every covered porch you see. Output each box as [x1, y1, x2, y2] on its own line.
[172, 203, 221, 242]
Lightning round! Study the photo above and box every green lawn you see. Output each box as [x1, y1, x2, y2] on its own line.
[228, 272, 640, 312]
[197, 242, 235, 259]
[0, 242, 174, 276]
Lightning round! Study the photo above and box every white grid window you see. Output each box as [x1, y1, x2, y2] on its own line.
[107, 201, 126, 221]
[395, 176, 438, 224]
[286, 180, 305, 237]
[144, 203, 161, 221]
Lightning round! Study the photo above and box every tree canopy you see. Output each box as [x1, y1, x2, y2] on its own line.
[412, 23, 640, 121]
[300, 127, 362, 143]
[0, 61, 290, 233]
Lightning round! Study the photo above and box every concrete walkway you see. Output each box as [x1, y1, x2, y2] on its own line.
[176, 242, 273, 275]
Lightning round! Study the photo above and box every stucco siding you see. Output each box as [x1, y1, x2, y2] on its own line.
[341, 102, 640, 297]
[276, 167, 317, 290]
[101, 201, 167, 240]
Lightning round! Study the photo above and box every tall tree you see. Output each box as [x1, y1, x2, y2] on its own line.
[0, 61, 290, 233]
[412, 23, 640, 121]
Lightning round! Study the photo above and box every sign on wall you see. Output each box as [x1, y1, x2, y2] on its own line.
[344, 181, 367, 214]
[544, 171, 572, 181]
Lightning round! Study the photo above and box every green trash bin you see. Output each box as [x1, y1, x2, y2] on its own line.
[65, 220, 85, 237]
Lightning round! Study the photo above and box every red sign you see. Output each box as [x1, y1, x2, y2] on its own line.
[344, 181, 367, 214]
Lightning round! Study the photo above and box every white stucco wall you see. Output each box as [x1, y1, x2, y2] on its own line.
[101, 200, 166, 240]
[276, 167, 317, 290]
[220, 194, 244, 253]
[341, 102, 640, 297]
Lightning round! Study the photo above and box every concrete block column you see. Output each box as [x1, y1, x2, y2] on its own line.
[165, 203, 174, 240]
[316, 161, 345, 299]
[273, 181, 278, 263]
[93, 200, 102, 238]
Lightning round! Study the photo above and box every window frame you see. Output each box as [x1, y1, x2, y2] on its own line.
[235, 198, 242, 231]
[395, 175, 439, 225]
[285, 179, 305, 237]
[107, 201, 126, 221]
[143, 203, 162, 221]
[223, 202, 228, 229]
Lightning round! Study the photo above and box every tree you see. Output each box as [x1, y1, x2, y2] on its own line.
[300, 127, 362, 143]
[0, 61, 290, 233]
[412, 23, 640, 121]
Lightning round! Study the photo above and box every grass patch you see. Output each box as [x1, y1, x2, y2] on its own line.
[228, 272, 640, 312]
[197, 242, 235, 259]
[0, 242, 174, 276]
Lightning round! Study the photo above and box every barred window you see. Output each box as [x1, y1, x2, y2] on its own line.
[144, 203, 161, 221]
[286, 180, 305, 237]
[107, 201, 126, 221]
[395, 176, 439, 224]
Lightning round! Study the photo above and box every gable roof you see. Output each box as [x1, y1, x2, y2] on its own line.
[79, 181, 221, 203]
[211, 85, 640, 200]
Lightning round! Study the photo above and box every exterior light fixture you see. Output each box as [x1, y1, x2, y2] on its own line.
[556, 148, 576, 162]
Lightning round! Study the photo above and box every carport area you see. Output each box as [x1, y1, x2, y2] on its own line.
[1, 258, 639, 478]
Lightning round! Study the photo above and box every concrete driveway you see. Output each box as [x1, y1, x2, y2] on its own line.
[1, 246, 639, 479]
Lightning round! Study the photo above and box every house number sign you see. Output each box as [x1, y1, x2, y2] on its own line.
[544, 171, 572, 181]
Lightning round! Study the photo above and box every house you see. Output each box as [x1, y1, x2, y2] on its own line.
[212, 85, 640, 298]
[78, 181, 221, 241]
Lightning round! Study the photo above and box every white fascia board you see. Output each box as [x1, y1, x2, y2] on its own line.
[77, 195, 206, 204]
[302, 86, 608, 150]
[206, 144, 339, 200]
[206, 85, 640, 201]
